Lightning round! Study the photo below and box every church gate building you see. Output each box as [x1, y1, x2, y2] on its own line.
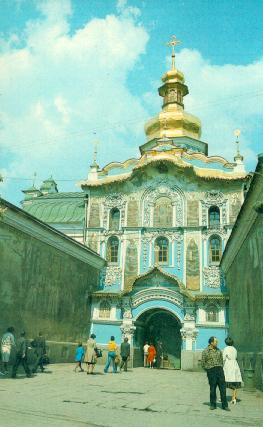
[22, 45, 249, 370]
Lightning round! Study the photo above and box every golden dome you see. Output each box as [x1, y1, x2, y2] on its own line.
[144, 66, 201, 142]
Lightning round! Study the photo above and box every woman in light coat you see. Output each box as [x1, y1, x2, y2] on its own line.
[84, 333, 97, 374]
[223, 337, 242, 404]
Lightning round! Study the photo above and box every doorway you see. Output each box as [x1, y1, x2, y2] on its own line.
[133, 308, 182, 369]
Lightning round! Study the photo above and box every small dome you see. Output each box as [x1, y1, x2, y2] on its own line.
[40, 176, 58, 194]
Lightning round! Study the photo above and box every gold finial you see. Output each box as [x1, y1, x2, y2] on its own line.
[33, 172, 37, 187]
[166, 35, 181, 70]
[234, 129, 243, 161]
[93, 140, 99, 165]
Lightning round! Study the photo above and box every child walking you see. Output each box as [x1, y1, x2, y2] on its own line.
[74, 343, 85, 372]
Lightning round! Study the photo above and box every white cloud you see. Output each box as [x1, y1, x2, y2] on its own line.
[0, 0, 149, 202]
[1, 1, 262, 205]
[175, 49, 263, 166]
[116, 0, 141, 19]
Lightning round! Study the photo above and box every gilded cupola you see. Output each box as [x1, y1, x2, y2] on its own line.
[144, 36, 202, 143]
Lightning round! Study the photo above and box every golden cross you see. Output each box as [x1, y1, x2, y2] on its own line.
[166, 35, 181, 69]
[234, 129, 241, 155]
[93, 140, 99, 164]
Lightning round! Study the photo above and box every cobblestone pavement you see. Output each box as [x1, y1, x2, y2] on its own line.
[0, 364, 262, 427]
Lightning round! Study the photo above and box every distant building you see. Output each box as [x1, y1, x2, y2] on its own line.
[0, 197, 105, 362]
[221, 154, 263, 390]
[21, 46, 250, 369]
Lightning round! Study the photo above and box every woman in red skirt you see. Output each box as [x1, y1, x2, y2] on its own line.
[147, 343, 156, 369]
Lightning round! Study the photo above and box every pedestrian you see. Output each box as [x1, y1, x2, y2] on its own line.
[223, 337, 242, 405]
[120, 337, 130, 372]
[143, 341, 149, 368]
[156, 340, 163, 369]
[104, 335, 118, 373]
[31, 331, 47, 373]
[84, 333, 97, 374]
[11, 331, 32, 379]
[201, 336, 230, 411]
[74, 342, 85, 373]
[147, 343, 156, 369]
[0, 326, 15, 375]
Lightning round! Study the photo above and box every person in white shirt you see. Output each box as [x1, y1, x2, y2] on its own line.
[143, 342, 150, 368]
[1, 326, 15, 375]
[223, 337, 242, 405]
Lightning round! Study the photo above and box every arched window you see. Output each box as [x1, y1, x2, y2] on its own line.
[99, 300, 111, 319]
[153, 197, 173, 227]
[206, 304, 219, 322]
[109, 208, 120, 230]
[155, 237, 169, 264]
[209, 206, 220, 227]
[107, 236, 119, 263]
[209, 235, 222, 264]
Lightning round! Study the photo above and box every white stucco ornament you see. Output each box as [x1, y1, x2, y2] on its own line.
[203, 266, 222, 288]
[104, 266, 122, 286]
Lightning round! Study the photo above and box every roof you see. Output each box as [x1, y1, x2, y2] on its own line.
[80, 148, 248, 188]
[0, 197, 105, 269]
[22, 192, 86, 223]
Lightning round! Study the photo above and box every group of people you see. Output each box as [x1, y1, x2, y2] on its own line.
[74, 335, 131, 374]
[201, 336, 243, 411]
[2, 325, 242, 411]
[143, 341, 164, 368]
[0, 327, 47, 378]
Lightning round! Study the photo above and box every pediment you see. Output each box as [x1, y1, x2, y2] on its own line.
[133, 268, 179, 291]
[130, 266, 193, 300]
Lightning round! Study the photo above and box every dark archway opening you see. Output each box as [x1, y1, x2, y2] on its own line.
[133, 308, 182, 369]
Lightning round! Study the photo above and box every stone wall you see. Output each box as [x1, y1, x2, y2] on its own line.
[0, 209, 103, 362]
[225, 215, 263, 389]
[227, 216, 263, 352]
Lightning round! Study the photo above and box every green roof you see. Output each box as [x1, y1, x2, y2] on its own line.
[23, 193, 86, 223]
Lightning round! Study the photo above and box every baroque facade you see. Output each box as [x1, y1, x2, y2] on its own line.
[22, 49, 249, 369]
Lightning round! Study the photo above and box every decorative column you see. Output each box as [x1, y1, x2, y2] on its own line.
[180, 312, 198, 351]
[120, 298, 136, 367]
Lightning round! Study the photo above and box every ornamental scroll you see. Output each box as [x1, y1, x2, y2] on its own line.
[143, 182, 184, 227]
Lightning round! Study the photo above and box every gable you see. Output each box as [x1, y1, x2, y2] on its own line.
[132, 269, 180, 293]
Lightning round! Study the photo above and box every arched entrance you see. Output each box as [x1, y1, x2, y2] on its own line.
[133, 308, 182, 369]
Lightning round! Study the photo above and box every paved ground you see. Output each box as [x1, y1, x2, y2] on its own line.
[0, 364, 262, 427]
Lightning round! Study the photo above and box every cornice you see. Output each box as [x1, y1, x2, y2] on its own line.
[80, 153, 248, 188]
[92, 320, 122, 325]
[194, 294, 229, 301]
[196, 323, 228, 329]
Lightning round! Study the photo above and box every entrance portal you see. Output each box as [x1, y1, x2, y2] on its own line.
[133, 308, 182, 369]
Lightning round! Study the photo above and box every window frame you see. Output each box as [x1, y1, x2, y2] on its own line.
[109, 207, 120, 231]
[107, 236, 119, 264]
[208, 205, 220, 227]
[99, 300, 111, 319]
[209, 235, 222, 265]
[206, 304, 219, 323]
[154, 236, 169, 265]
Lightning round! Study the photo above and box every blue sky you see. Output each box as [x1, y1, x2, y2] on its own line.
[1, 0, 263, 205]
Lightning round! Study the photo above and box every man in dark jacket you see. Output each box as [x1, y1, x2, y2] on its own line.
[32, 332, 47, 373]
[201, 336, 229, 411]
[11, 331, 32, 378]
[120, 337, 130, 372]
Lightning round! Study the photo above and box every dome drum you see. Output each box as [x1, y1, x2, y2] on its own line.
[145, 112, 202, 142]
